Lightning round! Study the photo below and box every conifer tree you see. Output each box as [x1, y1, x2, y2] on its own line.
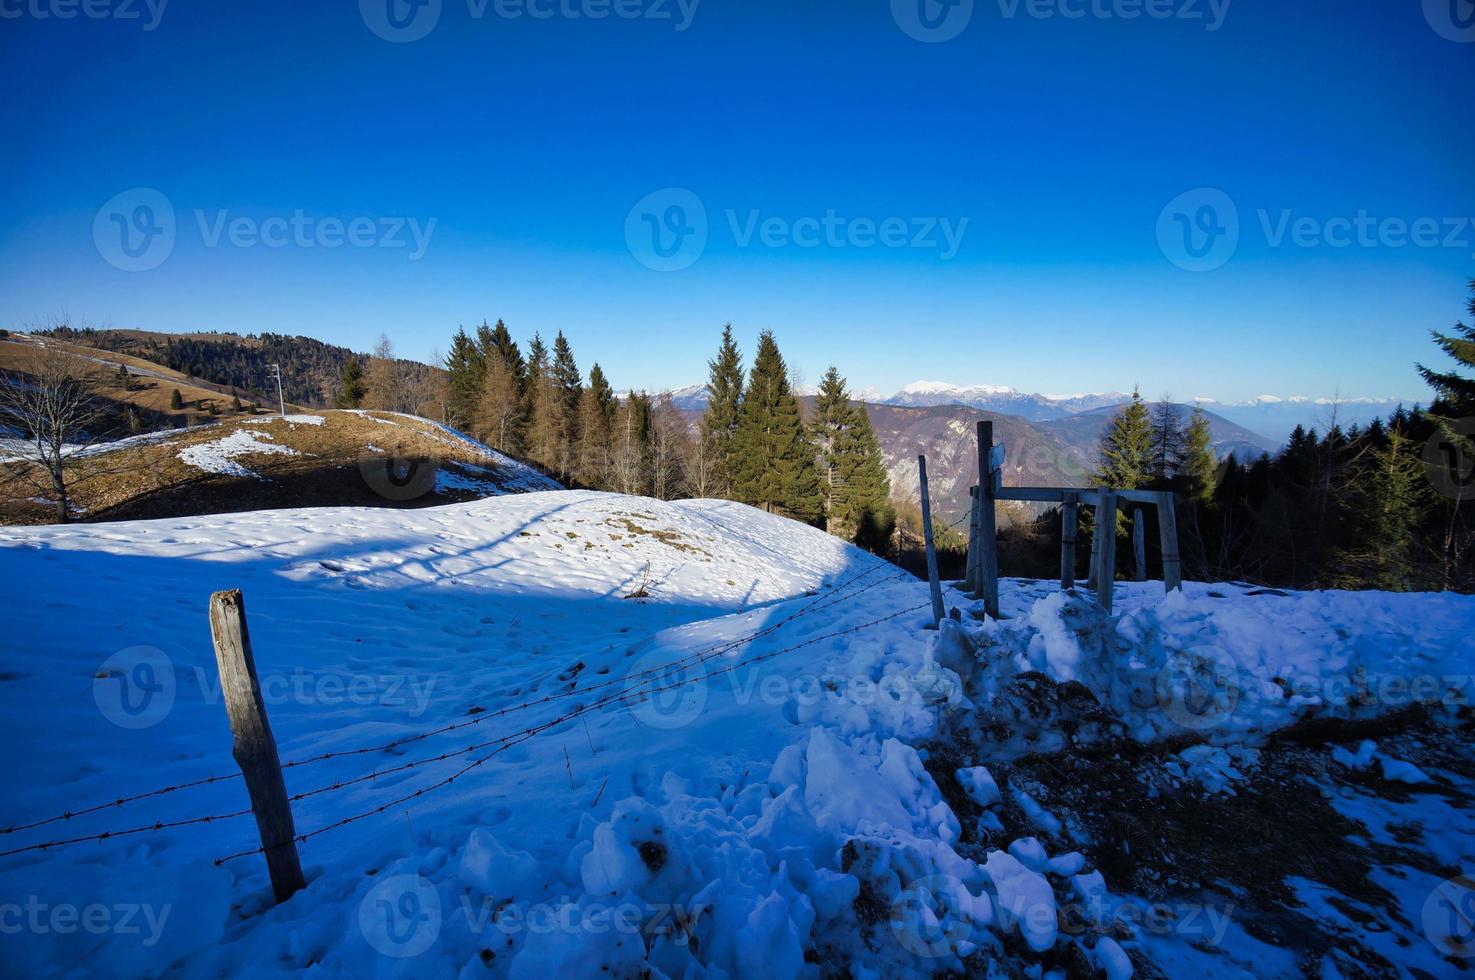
[551, 332, 583, 477]
[477, 320, 527, 394]
[1338, 427, 1429, 590]
[334, 358, 366, 409]
[1148, 397, 1184, 482]
[731, 331, 822, 522]
[699, 325, 744, 497]
[809, 367, 851, 518]
[523, 334, 564, 474]
[834, 401, 895, 552]
[1418, 278, 1475, 413]
[444, 327, 485, 428]
[169, 388, 183, 410]
[1181, 406, 1218, 504]
[476, 355, 524, 453]
[575, 363, 616, 488]
[1093, 387, 1154, 489]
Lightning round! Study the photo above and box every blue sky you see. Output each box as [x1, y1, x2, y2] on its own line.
[1, 0, 1471, 402]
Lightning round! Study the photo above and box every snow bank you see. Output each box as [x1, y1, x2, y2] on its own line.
[176, 428, 299, 477]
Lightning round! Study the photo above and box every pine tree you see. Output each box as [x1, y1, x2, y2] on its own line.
[551, 332, 583, 477]
[169, 388, 183, 410]
[834, 402, 894, 552]
[334, 358, 366, 409]
[809, 367, 851, 520]
[444, 327, 485, 428]
[1338, 428, 1429, 590]
[522, 334, 561, 472]
[1148, 397, 1184, 483]
[575, 364, 616, 488]
[478, 320, 527, 394]
[1418, 278, 1475, 413]
[1094, 387, 1154, 489]
[731, 331, 822, 522]
[699, 325, 744, 497]
[1181, 406, 1218, 505]
[476, 355, 524, 453]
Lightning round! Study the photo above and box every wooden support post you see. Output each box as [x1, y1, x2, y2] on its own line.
[1060, 491, 1078, 590]
[1157, 492, 1183, 592]
[209, 590, 305, 904]
[1094, 491, 1118, 613]
[1132, 507, 1148, 582]
[975, 421, 1000, 618]
[965, 487, 979, 593]
[917, 456, 946, 629]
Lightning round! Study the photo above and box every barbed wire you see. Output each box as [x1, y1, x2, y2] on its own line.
[0, 561, 919, 856]
[214, 597, 934, 865]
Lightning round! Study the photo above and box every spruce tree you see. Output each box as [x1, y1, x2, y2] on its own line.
[809, 367, 851, 520]
[1418, 278, 1475, 413]
[699, 325, 744, 497]
[551, 332, 583, 476]
[731, 331, 822, 522]
[1094, 387, 1154, 489]
[834, 401, 894, 552]
[444, 327, 485, 428]
[1338, 427, 1429, 590]
[334, 358, 366, 409]
[1181, 406, 1218, 504]
[575, 364, 616, 488]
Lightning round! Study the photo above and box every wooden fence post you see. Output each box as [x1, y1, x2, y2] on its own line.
[917, 456, 946, 628]
[1060, 491, 1078, 590]
[975, 421, 1000, 618]
[965, 487, 979, 593]
[1132, 507, 1148, 582]
[1157, 492, 1183, 592]
[209, 590, 306, 904]
[1094, 491, 1118, 613]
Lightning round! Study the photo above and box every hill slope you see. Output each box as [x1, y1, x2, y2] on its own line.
[0, 408, 559, 524]
[0, 494, 1471, 976]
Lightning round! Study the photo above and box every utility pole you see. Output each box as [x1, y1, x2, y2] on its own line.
[267, 363, 285, 418]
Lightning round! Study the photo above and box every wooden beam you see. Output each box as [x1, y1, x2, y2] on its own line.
[1157, 491, 1183, 592]
[1094, 491, 1118, 612]
[917, 455, 946, 628]
[975, 421, 1000, 618]
[965, 486, 979, 593]
[209, 590, 306, 904]
[1061, 491, 1078, 590]
[1132, 507, 1148, 582]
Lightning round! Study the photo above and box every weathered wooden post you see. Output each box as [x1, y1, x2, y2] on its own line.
[1093, 492, 1118, 612]
[965, 487, 979, 593]
[209, 590, 306, 904]
[1060, 491, 1078, 590]
[974, 421, 1000, 618]
[1132, 507, 1148, 582]
[1156, 491, 1183, 592]
[917, 456, 946, 629]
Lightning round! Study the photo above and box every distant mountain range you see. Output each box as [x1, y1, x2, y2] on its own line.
[664, 381, 1422, 445]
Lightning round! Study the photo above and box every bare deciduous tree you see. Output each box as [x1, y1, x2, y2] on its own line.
[0, 337, 114, 522]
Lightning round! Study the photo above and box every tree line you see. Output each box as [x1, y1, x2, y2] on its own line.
[1005, 280, 1475, 593]
[350, 321, 895, 552]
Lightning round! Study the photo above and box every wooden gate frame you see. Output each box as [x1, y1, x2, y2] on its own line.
[966, 421, 1182, 615]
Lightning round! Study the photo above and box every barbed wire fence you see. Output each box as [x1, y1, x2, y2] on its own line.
[0, 554, 954, 871]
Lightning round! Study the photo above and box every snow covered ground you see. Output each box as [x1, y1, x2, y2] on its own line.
[0, 491, 1471, 977]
